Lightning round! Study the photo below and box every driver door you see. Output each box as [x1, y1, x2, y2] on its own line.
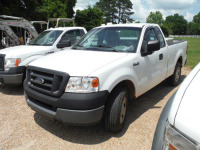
[137, 27, 163, 96]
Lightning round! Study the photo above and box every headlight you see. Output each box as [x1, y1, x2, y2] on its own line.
[164, 125, 199, 150]
[65, 77, 99, 93]
[4, 58, 21, 71]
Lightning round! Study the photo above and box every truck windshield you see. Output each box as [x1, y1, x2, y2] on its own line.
[72, 27, 141, 53]
[29, 30, 63, 46]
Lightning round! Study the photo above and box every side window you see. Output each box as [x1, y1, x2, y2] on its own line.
[74, 30, 82, 41]
[79, 29, 85, 36]
[74, 30, 81, 36]
[141, 28, 157, 53]
[59, 30, 77, 46]
[146, 29, 157, 42]
[155, 27, 165, 48]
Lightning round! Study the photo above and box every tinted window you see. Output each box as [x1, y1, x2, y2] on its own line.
[141, 28, 158, 53]
[80, 29, 85, 36]
[146, 29, 157, 42]
[59, 30, 80, 45]
[155, 27, 165, 48]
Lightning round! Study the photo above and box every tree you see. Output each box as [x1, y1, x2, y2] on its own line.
[0, 0, 28, 18]
[66, 0, 77, 18]
[115, 0, 134, 23]
[75, 6, 104, 31]
[96, 0, 134, 24]
[39, 0, 67, 19]
[96, 0, 117, 23]
[146, 11, 164, 25]
[187, 22, 200, 35]
[0, 0, 77, 21]
[193, 12, 200, 23]
[164, 13, 187, 35]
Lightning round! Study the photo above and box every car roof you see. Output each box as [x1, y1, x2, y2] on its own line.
[46, 27, 85, 31]
[96, 23, 158, 29]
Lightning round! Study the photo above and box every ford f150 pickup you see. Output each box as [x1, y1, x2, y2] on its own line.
[24, 23, 187, 132]
[0, 27, 87, 85]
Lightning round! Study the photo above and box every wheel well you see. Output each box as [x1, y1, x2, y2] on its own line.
[110, 80, 135, 101]
[178, 56, 182, 67]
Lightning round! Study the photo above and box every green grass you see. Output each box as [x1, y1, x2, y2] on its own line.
[174, 37, 200, 69]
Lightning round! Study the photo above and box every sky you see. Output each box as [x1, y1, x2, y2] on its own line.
[74, 0, 200, 23]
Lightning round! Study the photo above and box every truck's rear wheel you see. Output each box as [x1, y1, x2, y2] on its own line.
[105, 87, 128, 132]
[168, 62, 181, 86]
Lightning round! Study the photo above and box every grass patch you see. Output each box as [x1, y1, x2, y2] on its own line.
[174, 37, 200, 69]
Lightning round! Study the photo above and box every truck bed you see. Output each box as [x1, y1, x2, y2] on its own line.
[166, 38, 186, 46]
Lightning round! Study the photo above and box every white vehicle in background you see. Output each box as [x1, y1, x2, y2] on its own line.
[24, 23, 187, 132]
[152, 63, 200, 150]
[0, 25, 87, 85]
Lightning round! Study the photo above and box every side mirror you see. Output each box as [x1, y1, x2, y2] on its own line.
[147, 40, 160, 52]
[57, 40, 71, 48]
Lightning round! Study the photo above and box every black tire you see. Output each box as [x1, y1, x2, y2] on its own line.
[168, 62, 181, 86]
[105, 87, 128, 133]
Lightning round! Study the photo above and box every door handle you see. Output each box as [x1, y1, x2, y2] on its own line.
[159, 54, 163, 60]
[45, 51, 54, 54]
[133, 62, 139, 66]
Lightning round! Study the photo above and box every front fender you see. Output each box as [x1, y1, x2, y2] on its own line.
[99, 66, 139, 95]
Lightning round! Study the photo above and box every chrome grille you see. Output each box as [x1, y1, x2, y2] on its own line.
[27, 66, 69, 97]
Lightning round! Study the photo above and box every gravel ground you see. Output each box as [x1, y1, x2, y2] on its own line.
[0, 67, 191, 150]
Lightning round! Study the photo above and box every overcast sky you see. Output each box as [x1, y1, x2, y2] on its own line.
[74, 0, 200, 23]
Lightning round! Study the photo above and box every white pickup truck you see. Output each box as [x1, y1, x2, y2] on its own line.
[0, 27, 87, 85]
[24, 23, 187, 132]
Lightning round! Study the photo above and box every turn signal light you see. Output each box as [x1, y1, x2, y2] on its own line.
[169, 143, 178, 150]
[92, 78, 99, 88]
[15, 58, 21, 67]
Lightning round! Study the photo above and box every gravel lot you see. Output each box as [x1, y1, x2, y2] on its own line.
[0, 67, 191, 150]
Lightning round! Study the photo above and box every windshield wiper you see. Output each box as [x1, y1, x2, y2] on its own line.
[91, 45, 119, 52]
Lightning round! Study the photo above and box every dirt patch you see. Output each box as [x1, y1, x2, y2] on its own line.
[0, 67, 191, 150]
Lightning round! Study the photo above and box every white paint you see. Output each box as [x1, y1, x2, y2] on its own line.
[28, 24, 187, 97]
[168, 63, 200, 143]
[0, 27, 87, 67]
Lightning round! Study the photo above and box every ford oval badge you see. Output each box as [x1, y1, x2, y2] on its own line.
[35, 77, 44, 85]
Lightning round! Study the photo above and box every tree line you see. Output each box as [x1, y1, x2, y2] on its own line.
[0, 0, 199, 36]
[0, 0, 134, 31]
[146, 11, 200, 36]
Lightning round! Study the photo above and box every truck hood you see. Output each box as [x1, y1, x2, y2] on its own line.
[174, 69, 200, 143]
[29, 50, 128, 76]
[0, 45, 51, 58]
[168, 63, 200, 143]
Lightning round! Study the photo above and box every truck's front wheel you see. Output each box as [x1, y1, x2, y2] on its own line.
[105, 87, 128, 132]
[168, 62, 182, 86]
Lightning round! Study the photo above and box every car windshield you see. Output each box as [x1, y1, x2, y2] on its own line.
[72, 27, 141, 53]
[29, 30, 63, 46]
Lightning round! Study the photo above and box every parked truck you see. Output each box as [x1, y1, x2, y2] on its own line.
[24, 23, 187, 132]
[0, 26, 87, 85]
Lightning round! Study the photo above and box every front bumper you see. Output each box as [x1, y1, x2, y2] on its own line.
[0, 66, 26, 85]
[0, 74, 23, 85]
[24, 81, 109, 125]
